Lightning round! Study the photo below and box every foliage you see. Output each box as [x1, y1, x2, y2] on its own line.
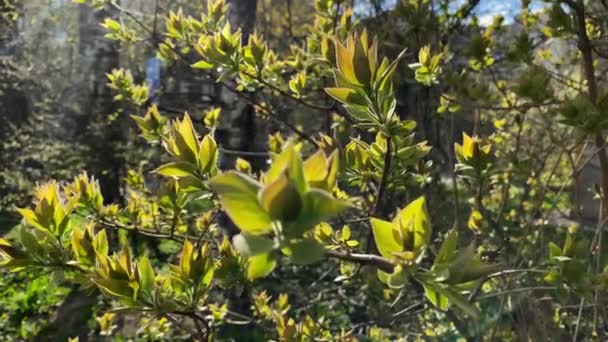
[3, 0, 608, 340]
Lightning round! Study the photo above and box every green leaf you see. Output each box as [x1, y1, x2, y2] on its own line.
[325, 88, 367, 107]
[387, 264, 408, 289]
[423, 282, 449, 311]
[447, 246, 502, 284]
[303, 150, 328, 188]
[422, 279, 480, 319]
[232, 233, 274, 258]
[93, 229, 108, 256]
[395, 196, 431, 258]
[434, 229, 458, 266]
[94, 278, 133, 299]
[370, 217, 402, 260]
[246, 252, 276, 280]
[20, 228, 41, 257]
[199, 135, 218, 173]
[192, 60, 214, 69]
[180, 239, 194, 277]
[178, 175, 206, 192]
[440, 286, 480, 320]
[266, 143, 307, 194]
[549, 241, 562, 259]
[377, 269, 390, 284]
[174, 114, 199, 164]
[138, 256, 155, 295]
[304, 189, 349, 220]
[259, 174, 302, 222]
[154, 162, 197, 177]
[287, 238, 325, 265]
[287, 189, 349, 237]
[208, 171, 272, 234]
[16, 208, 46, 232]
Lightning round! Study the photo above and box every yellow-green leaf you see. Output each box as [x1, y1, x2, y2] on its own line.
[199, 134, 218, 173]
[396, 196, 431, 257]
[192, 60, 214, 69]
[174, 113, 199, 164]
[370, 217, 402, 260]
[325, 150, 340, 190]
[325, 88, 367, 107]
[154, 162, 197, 178]
[387, 264, 409, 289]
[138, 256, 155, 294]
[232, 233, 274, 258]
[303, 150, 328, 188]
[286, 189, 349, 237]
[246, 252, 276, 280]
[434, 229, 458, 266]
[180, 239, 194, 277]
[287, 238, 325, 265]
[335, 39, 359, 86]
[208, 171, 272, 234]
[423, 282, 449, 311]
[259, 174, 302, 222]
[16, 208, 45, 232]
[265, 143, 306, 194]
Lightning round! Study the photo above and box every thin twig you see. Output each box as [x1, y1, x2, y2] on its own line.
[325, 249, 394, 273]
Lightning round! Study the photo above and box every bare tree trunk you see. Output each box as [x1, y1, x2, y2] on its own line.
[215, 1, 261, 338]
[217, 0, 264, 172]
[77, 3, 123, 203]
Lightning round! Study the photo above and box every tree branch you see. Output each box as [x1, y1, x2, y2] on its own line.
[325, 250, 394, 273]
[565, 0, 608, 332]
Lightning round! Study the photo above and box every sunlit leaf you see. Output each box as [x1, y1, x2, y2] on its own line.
[232, 233, 274, 258]
[246, 252, 276, 280]
[208, 171, 272, 234]
[259, 174, 302, 222]
[154, 162, 197, 178]
[370, 218, 402, 260]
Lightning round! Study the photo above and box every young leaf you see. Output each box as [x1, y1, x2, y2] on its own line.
[138, 256, 155, 295]
[325, 88, 367, 107]
[173, 114, 199, 164]
[192, 60, 214, 69]
[180, 240, 194, 278]
[258, 174, 302, 222]
[387, 264, 409, 289]
[370, 217, 402, 260]
[395, 196, 431, 257]
[549, 241, 562, 259]
[154, 162, 197, 178]
[208, 171, 272, 234]
[232, 233, 274, 258]
[303, 150, 328, 187]
[287, 239, 325, 265]
[246, 252, 276, 280]
[199, 135, 218, 173]
[16, 208, 46, 232]
[434, 229, 458, 266]
[287, 189, 349, 237]
[440, 286, 480, 320]
[265, 143, 307, 194]
[423, 282, 449, 311]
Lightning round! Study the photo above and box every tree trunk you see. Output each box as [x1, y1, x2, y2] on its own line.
[215, 1, 262, 338]
[77, 3, 123, 203]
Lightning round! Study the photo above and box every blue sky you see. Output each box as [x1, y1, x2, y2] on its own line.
[356, 0, 546, 25]
[473, 0, 545, 25]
